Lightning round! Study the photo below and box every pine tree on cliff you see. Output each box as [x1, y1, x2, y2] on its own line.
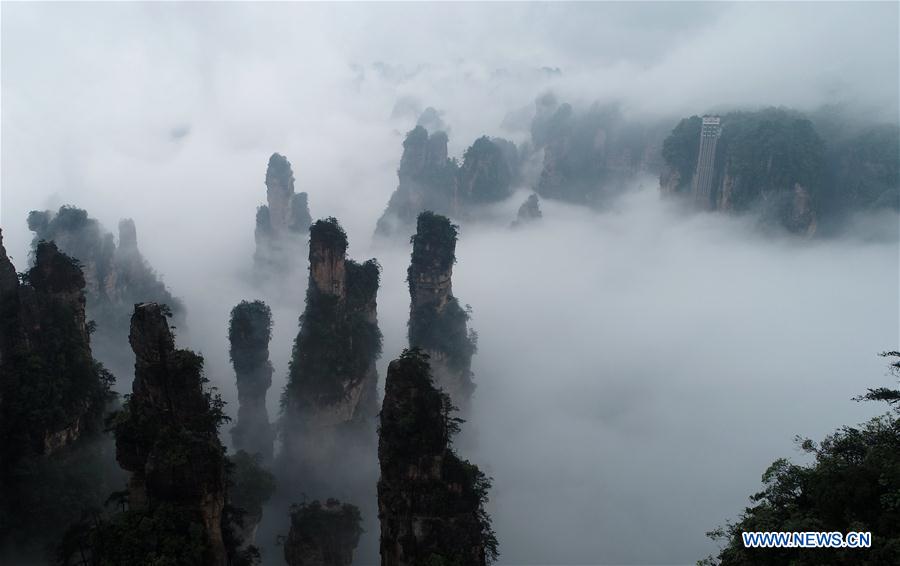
[58, 303, 262, 566]
[254, 153, 312, 277]
[0, 235, 117, 558]
[407, 211, 477, 407]
[377, 348, 498, 566]
[229, 300, 275, 462]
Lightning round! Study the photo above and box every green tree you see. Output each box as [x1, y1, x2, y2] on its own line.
[701, 351, 900, 565]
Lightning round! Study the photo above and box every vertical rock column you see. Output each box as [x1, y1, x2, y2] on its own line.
[377, 349, 496, 566]
[407, 211, 477, 408]
[116, 302, 228, 566]
[229, 300, 275, 462]
[281, 217, 382, 491]
[254, 153, 313, 276]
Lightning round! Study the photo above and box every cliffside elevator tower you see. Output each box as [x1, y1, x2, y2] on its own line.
[691, 115, 722, 210]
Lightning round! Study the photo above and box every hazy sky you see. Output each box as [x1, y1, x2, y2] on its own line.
[2, 2, 899, 565]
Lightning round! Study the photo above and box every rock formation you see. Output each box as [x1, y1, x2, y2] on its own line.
[458, 136, 515, 206]
[27, 206, 185, 383]
[229, 300, 275, 462]
[254, 153, 312, 278]
[375, 126, 520, 238]
[113, 302, 230, 565]
[229, 450, 276, 552]
[531, 95, 664, 206]
[377, 348, 497, 566]
[0, 234, 116, 557]
[659, 108, 828, 234]
[375, 126, 458, 238]
[511, 193, 542, 227]
[407, 211, 477, 407]
[281, 217, 382, 487]
[57, 303, 263, 565]
[822, 123, 900, 221]
[284, 499, 362, 566]
[0, 237, 113, 465]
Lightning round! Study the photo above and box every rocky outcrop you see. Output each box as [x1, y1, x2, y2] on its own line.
[407, 212, 476, 407]
[511, 193, 542, 227]
[114, 302, 229, 565]
[375, 127, 520, 237]
[659, 108, 827, 234]
[254, 153, 312, 277]
[27, 206, 185, 381]
[0, 239, 111, 464]
[284, 499, 362, 566]
[0, 230, 17, 298]
[283, 218, 381, 433]
[377, 349, 497, 566]
[54, 303, 260, 565]
[458, 136, 515, 206]
[821, 123, 899, 221]
[0, 236, 116, 557]
[532, 96, 664, 206]
[376, 126, 458, 238]
[229, 300, 275, 462]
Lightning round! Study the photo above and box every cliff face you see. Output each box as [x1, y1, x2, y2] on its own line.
[114, 302, 229, 565]
[375, 127, 520, 237]
[407, 212, 476, 407]
[54, 303, 261, 565]
[0, 230, 17, 298]
[284, 499, 362, 566]
[26, 206, 185, 382]
[376, 127, 458, 238]
[254, 153, 313, 278]
[377, 349, 497, 566]
[821, 124, 900, 220]
[659, 109, 827, 234]
[0, 238, 112, 464]
[532, 97, 663, 206]
[458, 136, 515, 206]
[229, 300, 275, 462]
[284, 218, 381, 433]
[0, 234, 116, 556]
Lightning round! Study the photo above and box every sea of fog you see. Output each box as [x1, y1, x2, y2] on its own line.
[131, 180, 896, 565]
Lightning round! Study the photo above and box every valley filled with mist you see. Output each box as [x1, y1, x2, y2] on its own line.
[1, 3, 898, 566]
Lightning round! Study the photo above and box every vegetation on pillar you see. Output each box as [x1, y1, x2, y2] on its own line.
[57, 303, 261, 566]
[660, 108, 828, 232]
[283, 217, 382, 423]
[229, 300, 275, 460]
[375, 125, 520, 237]
[407, 212, 477, 384]
[0, 237, 118, 559]
[26, 205, 185, 380]
[377, 348, 497, 566]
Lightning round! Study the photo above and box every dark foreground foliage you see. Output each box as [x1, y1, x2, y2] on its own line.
[701, 352, 900, 565]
